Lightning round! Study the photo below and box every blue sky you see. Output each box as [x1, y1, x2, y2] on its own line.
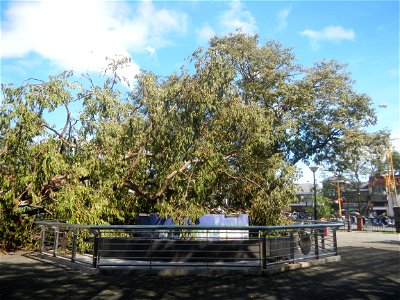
[1, 0, 399, 183]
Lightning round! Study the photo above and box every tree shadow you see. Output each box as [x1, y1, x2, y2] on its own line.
[1, 246, 399, 300]
[365, 240, 400, 246]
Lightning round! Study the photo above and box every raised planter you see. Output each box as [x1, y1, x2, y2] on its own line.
[265, 236, 294, 260]
[98, 237, 261, 263]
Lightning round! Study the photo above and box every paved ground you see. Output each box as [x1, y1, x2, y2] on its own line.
[1, 231, 399, 300]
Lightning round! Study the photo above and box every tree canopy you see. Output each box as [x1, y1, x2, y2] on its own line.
[322, 130, 390, 181]
[0, 33, 380, 250]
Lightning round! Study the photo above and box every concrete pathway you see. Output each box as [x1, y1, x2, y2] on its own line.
[1, 231, 399, 300]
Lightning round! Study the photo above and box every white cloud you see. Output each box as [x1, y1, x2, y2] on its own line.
[277, 6, 292, 31]
[195, 1, 256, 44]
[295, 161, 325, 185]
[391, 131, 400, 152]
[301, 26, 355, 49]
[196, 23, 216, 44]
[145, 46, 156, 57]
[219, 0, 257, 34]
[1, 0, 188, 83]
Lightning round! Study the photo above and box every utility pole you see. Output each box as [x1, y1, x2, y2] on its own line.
[385, 148, 398, 216]
[310, 166, 319, 221]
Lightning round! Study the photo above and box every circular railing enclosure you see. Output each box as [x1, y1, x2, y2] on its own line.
[35, 221, 342, 272]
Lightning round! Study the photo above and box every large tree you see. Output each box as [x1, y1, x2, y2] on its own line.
[197, 33, 376, 165]
[1, 33, 378, 250]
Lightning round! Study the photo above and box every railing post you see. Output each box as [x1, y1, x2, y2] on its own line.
[261, 231, 267, 270]
[206, 229, 209, 270]
[314, 229, 319, 259]
[150, 228, 153, 270]
[333, 228, 338, 255]
[53, 227, 59, 257]
[320, 228, 325, 250]
[71, 230, 77, 262]
[92, 231, 100, 268]
[40, 226, 45, 256]
[290, 233, 295, 263]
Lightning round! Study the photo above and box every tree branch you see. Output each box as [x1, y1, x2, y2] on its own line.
[42, 122, 76, 148]
[124, 159, 199, 202]
[221, 169, 268, 196]
[59, 102, 72, 138]
[123, 179, 154, 200]
[289, 128, 342, 164]
[155, 159, 196, 199]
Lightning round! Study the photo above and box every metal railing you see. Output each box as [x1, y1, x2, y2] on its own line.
[36, 221, 342, 271]
[336, 219, 396, 232]
[363, 218, 396, 232]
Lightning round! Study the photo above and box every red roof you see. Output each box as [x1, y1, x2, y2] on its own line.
[368, 176, 400, 187]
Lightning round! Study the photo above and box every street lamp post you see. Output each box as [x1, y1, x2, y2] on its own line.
[347, 191, 351, 232]
[309, 166, 319, 221]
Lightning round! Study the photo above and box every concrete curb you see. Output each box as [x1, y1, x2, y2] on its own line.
[27, 251, 341, 277]
[24, 252, 97, 274]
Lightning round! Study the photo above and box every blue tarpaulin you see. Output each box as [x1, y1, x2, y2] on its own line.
[136, 214, 177, 238]
[136, 213, 174, 225]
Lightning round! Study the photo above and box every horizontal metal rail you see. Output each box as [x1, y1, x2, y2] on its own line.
[36, 221, 343, 271]
[335, 221, 396, 232]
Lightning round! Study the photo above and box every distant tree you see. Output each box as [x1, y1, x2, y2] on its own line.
[392, 150, 400, 174]
[321, 130, 390, 215]
[306, 194, 334, 220]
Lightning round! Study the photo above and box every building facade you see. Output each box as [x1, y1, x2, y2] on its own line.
[368, 176, 400, 217]
[290, 183, 316, 213]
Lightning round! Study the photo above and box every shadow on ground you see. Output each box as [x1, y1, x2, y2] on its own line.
[1, 246, 399, 300]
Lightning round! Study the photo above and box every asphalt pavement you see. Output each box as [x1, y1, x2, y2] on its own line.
[1, 231, 399, 300]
